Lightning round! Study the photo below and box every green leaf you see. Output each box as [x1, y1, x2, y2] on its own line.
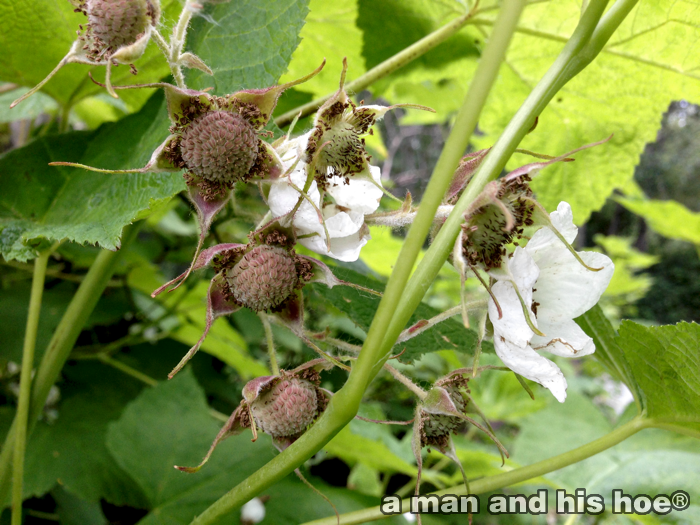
[0, 90, 184, 261]
[106, 369, 272, 522]
[576, 305, 642, 409]
[17, 361, 147, 507]
[513, 393, 700, 520]
[0, 88, 57, 123]
[0, 0, 181, 112]
[53, 487, 108, 525]
[618, 321, 700, 435]
[312, 265, 490, 363]
[186, 0, 310, 94]
[368, 1, 700, 223]
[105, 368, 395, 524]
[616, 197, 700, 245]
[279, 0, 364, 98]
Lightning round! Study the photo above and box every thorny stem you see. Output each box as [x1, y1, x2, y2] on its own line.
[11, 248, 52, 525]
[167, 0, 195, 89]
[302, 417, 651, 525]
[188, 4, 525, 524]
[275, 3, 483, 127]
[259, 313, 279, 375]
[151, 29, 183, 85]
[0, 224, 140, 503]
[383, 364, 427, 400]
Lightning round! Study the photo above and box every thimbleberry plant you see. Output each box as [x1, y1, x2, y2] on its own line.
[2, 1, 700, 525]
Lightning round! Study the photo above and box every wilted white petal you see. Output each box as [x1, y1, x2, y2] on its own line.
[493, 337, 568, 402]
[531, 318, 595, 357]
[326, 165, 383, 214]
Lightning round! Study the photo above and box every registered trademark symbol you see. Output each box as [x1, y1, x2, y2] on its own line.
[671, 490, 690, 511]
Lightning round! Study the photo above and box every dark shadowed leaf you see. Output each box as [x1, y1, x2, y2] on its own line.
[312, 266, 490, 363]
[14, 361, 147, 507]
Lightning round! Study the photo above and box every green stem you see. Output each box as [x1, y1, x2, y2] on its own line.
[370, 0, 614, 373]
[302, 417, 651, 525]
[274, 4, 481, 127]
[345, 0, 530, 408]
[189, 4, 525, 524]
[169, 1, 194, 89]
[0, 224, 140, 503]
[96, 354, 158, 387]
[11, 249, 51, 524]
[259, 313, 279, 375]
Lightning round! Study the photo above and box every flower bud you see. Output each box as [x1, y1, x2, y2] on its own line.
[180, 111, 259, 184]
[225, 245, 298, 312]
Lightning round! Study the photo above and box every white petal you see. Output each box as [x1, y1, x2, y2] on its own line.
[299, 226, 369, 262]
[489, 248, 540, 347]
[493, 337, 568, 402]
[326, 165, 383, 214]
[268, 166, 322, 235]
[324, 207, 365, 237]
[533, 250, 614, 323]
[525, 201, 579, 256]
[530, 318, 595, 357]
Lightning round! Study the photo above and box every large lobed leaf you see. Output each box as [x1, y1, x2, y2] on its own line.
[352, 0, 700, 223]
[2, 361, 148, 508]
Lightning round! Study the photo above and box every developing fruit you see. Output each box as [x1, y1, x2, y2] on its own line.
[86, 0, 155, 51]
[225, 245, 300, 312]
[180, 111, 259, 184]
[249, 376, 320, 439]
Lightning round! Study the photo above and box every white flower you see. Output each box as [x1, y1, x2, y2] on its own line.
[488, 202, 614, 402]
[268, 132, 383, 262]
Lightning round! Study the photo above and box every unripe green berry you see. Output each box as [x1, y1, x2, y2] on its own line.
[226, 245, 298, 312]
[87, 0, 150, 49]
[250, 377, 318, 438]
[180, 111, 259, 184]
[423, 386, 466, 440]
